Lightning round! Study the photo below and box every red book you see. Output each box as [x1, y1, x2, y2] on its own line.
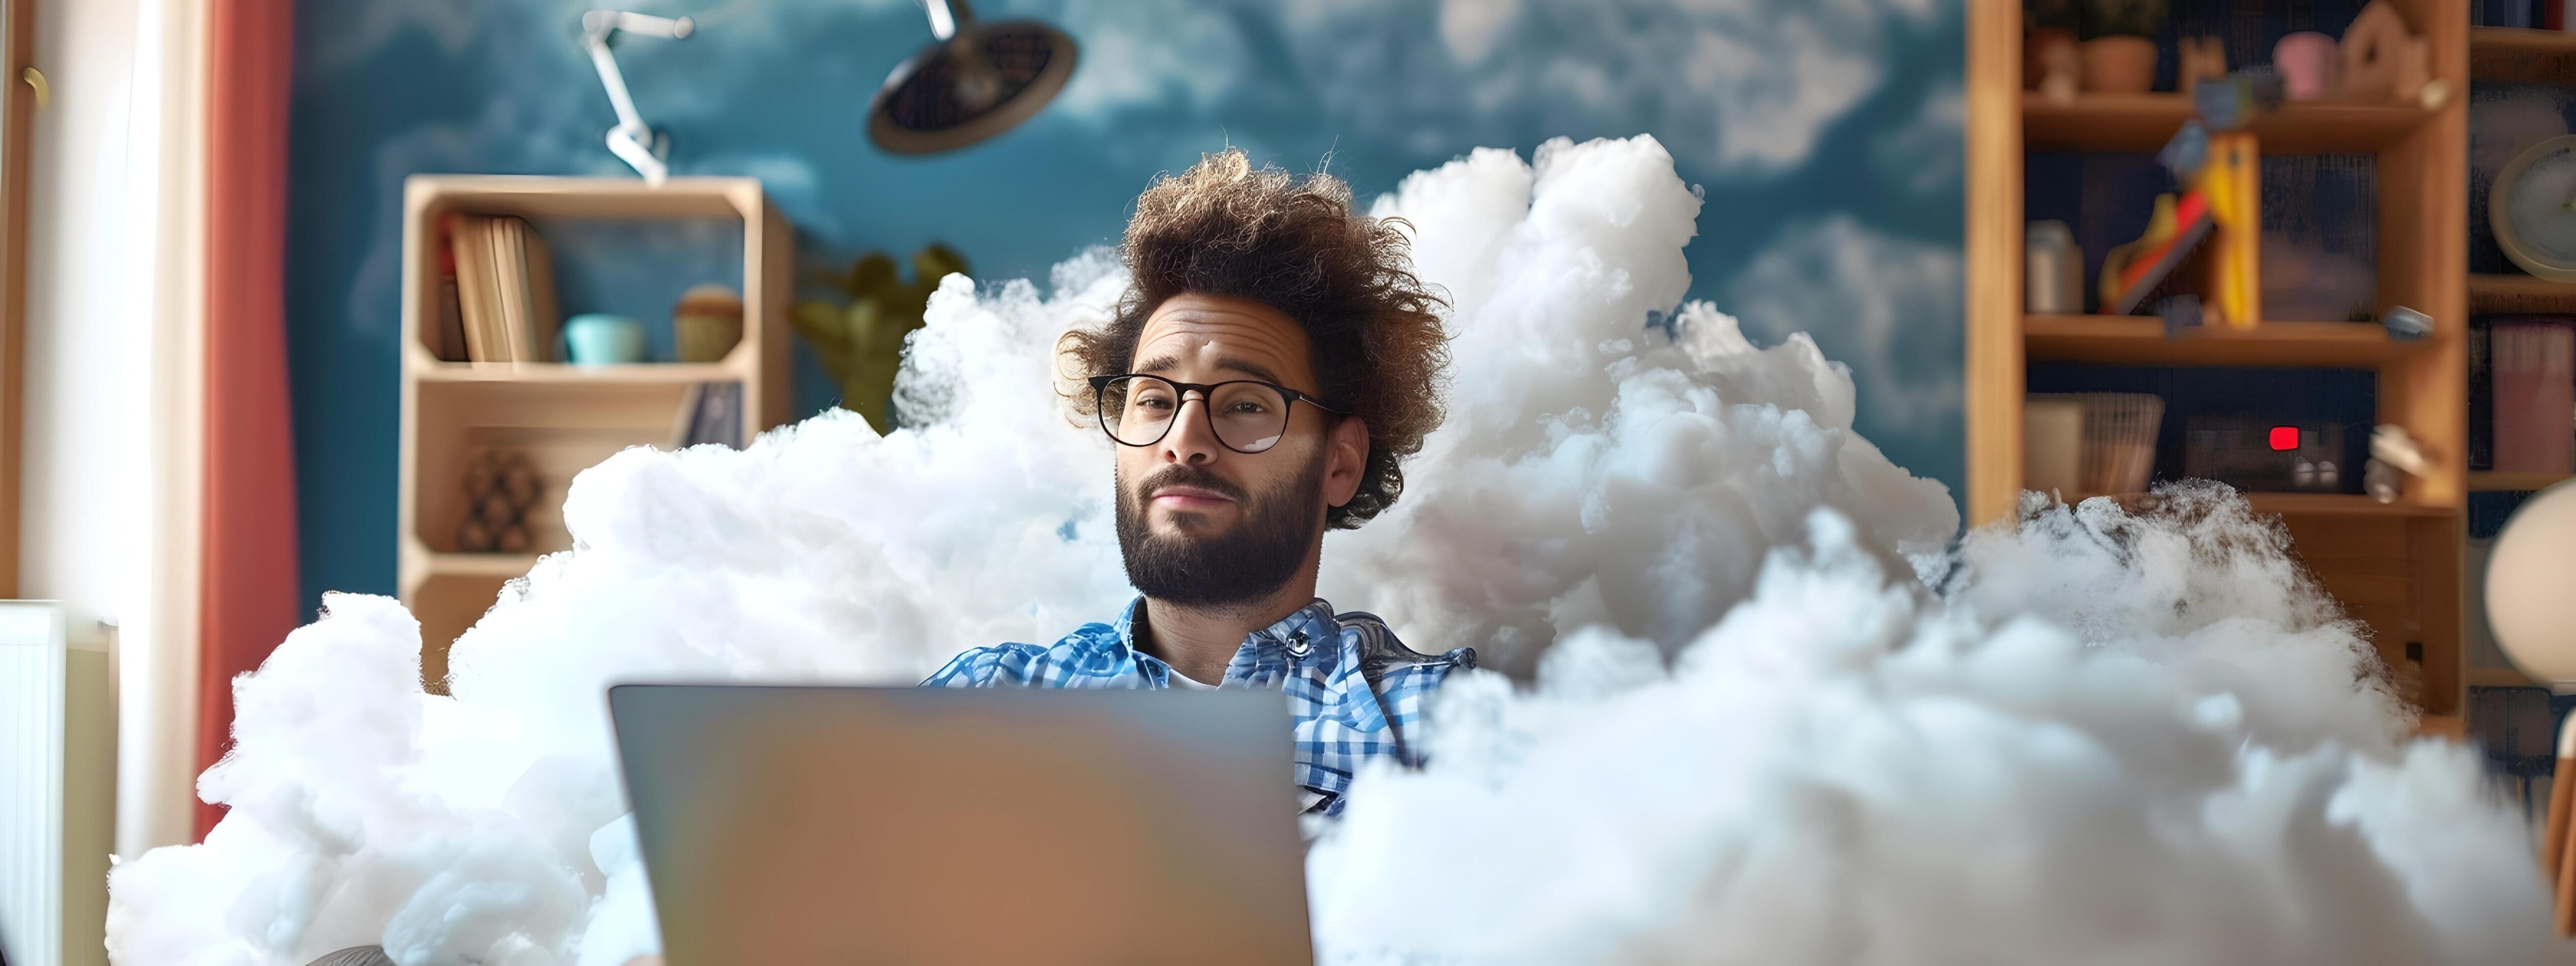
[2492, 319, 2574, 474]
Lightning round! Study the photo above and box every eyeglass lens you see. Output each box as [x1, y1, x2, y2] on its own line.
[1101, 376, 1291, 453]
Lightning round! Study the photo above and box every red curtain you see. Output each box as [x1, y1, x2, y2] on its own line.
[197, 0, 301, 841]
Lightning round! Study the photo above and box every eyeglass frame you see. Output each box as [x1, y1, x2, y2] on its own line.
[1086, 373, 1346, 454]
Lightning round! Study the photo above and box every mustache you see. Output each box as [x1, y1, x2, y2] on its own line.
[1129, 464, 1250, 504]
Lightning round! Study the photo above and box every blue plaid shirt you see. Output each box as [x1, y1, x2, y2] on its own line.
[922, 597, 1474, 816]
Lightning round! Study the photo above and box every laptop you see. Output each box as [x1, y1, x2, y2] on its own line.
[608, 684, 1314, 965]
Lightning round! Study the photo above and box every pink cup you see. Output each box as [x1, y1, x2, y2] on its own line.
[2275, 32, 2339, 101]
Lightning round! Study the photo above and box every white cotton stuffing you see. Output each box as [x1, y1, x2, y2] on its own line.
[105, 136, 2557, 964]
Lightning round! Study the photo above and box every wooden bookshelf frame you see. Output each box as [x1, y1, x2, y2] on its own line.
[396, 175, 793, 686]
[1967, 0, 2471, 727]
[0, 0, 33, 598]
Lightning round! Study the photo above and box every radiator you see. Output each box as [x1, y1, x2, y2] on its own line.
[0, 602, 112, 966]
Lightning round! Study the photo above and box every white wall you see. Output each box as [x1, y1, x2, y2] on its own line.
[19, 0, 206, 859]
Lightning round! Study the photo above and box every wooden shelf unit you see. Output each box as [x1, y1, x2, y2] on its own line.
[1968, 0, 2470, 719]
[397, 176, 794, 687]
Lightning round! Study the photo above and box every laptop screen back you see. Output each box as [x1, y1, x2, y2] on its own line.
[608, 684, 1312, 965]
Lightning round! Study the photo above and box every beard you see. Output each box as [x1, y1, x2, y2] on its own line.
[1115, 451, 1328, 609]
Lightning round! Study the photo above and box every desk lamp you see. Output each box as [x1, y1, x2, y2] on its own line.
[2491, 481, 2576, 934]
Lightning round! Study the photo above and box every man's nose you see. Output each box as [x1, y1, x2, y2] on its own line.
[1157, 392, 1221, 465]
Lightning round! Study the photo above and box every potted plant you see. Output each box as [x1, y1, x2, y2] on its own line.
[2081, 0, 2166, 94]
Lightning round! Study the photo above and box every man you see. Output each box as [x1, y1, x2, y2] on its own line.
[924, 149, 1471, 818]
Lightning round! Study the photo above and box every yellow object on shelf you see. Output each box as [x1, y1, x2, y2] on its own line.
[2099, 192, 2179, 308]
[2196, 131, 2262, 328]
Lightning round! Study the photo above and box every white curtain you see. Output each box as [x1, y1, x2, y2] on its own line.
[20, 0, 210, 860]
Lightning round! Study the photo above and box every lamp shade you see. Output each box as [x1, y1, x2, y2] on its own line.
[869, 18, 1077, 155]
[2490, 481, 2576, 690]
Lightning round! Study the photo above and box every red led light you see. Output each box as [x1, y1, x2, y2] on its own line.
[2268, 426, 2299, 451]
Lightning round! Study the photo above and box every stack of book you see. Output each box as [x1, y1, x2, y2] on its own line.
[429, 214, 560, 363]
[2473, 0, 2571, 28]
[2470, 318, 2576, 475]
[667, 382, 745, 450]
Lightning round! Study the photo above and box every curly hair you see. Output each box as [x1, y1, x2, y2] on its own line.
[1062, 149, 1450, 529]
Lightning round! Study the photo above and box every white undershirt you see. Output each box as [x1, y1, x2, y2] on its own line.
[1166, 666, 1218, 689]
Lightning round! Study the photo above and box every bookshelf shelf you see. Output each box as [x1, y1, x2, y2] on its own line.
[2469, 26, 2576, 82]
[418, 551, 540, 579]
[2065, 491, 2457, 517]
[2464, 666, 2538, 688]
[1972, 0, 2470, 717]
[2467, 273, 2576, 314]
[2467, 471, 2573, 492]
[2023, 315, 2422, 366]
[399, 175, 794, 690]
[2243, 492, 2457, 517]
[2418, 713, 2466, 740]
[2022, 93, 2436, 154]
[413, 359, 745, 385]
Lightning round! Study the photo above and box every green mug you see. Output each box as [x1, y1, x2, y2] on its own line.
[562, 313, 647, 365]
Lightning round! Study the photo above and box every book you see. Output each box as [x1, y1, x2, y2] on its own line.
[451, 215, 502, 361]
[666, 382, 744, 449]
[445, 214, 562, 363]
[2198, 132, 2261, 328]
[684, 382, 745, 449]
[666, 382, 707, 449]
[493, 217, 528, 362]
[432, 222, 468, 361]
[2469, 319, 2493, 472]
[2492, 319, 2574, 474]
[524, 224, 559, 362]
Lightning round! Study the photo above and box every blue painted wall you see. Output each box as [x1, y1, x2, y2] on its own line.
[287, 0, 1966, 612]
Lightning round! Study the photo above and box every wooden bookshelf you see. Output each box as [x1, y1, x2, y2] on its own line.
[1968, 0, 2469, 718]
[397, 176, 794, 689]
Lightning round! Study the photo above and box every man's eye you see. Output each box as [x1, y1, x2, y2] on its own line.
[1228, 401, 1270, 414]
[1134, 397, 1174, 410]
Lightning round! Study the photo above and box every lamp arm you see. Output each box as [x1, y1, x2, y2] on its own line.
[581, 10, 695, 184]
[922, 0, 974, 41]
[584, 33, 649, 140]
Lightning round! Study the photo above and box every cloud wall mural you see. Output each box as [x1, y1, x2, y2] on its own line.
[285, 0, 1963, 608]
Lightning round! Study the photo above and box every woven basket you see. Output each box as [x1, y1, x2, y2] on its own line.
[2078, 393, 2164, 495]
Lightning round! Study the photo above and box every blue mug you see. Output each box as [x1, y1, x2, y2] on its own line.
[561, 313, 647, 365]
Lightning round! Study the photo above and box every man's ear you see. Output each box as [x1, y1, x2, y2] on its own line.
[1323, 416, 1370, 508]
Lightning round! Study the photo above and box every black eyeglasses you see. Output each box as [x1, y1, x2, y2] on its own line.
[1088, 374, 1342, 454]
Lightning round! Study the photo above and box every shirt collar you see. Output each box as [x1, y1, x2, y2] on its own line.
[1111, 596, 1344, 685]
